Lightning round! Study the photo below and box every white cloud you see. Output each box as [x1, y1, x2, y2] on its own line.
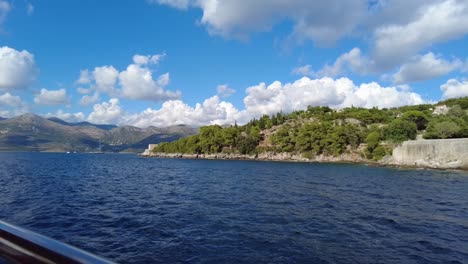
[150, 0, 191, 9]
[91, 76, 425, 127]
[340, 82, 425, 109]
[126, 95, 241, 127]
[119, 64, 180, 101]
[77, 87, 91, 94]
[441, 79, 468, 99]
[0, 0, 10, 27]
[154, 1, 468, 82]
[292, 65, 313, 76]
[77, 53, 179, 102]
[93, 66, 119, 95]
[372, 0, 468, 70]
[132, 53, 165, 65]
[216, 84, 235, 98]
[294, 48, 371, 78]
[393, 53, 462, 84]
[34, 88, 70, 105]
[0, 92, 24, 108]
[87, 98, 123, 124]
[45, 110, 85, 123]
[157, 72, 170, 87]
[0, 46, 38, 90]
[26, 2, 34, 15]
[314, 48, 369, 77]
[153, 0, 367, 44]
[77, 69, 91, 85]
[242, 77, 423, 116]
[79, 92, 100, 106]
[0, 92, 28, 117]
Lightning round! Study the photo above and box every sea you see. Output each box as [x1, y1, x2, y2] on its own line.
[0, 152, 467, 263]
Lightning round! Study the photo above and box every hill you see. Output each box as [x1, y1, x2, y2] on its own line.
[152, 97, 468, 162]
[0, 114, 197, 152]
[47, 117, 118, 130]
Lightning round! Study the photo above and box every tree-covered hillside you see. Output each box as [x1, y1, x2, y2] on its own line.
[154, 97, 468, 161]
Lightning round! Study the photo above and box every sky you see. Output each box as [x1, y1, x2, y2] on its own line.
[0, 0, 467, 127]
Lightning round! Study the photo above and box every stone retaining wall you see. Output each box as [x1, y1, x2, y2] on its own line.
[392, 138, 468, 169]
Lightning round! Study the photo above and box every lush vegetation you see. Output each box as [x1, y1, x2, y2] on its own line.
[154, 97, 468, 161]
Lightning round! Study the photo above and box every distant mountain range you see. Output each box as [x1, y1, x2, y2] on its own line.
[0, 114, 198, 153]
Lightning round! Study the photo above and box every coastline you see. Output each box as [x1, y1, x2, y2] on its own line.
[143, 151, 468, 172]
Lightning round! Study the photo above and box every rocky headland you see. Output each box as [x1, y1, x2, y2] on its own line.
[143, 138, 468, 171]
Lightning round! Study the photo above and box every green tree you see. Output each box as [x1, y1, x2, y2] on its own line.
[383, 119, 417, 143]
[237, 136, 257, 154]
[402, 110, 429, 130]
[372, 146, 387, 161]
[448, 105, 466, 118]
[424, 120, 461, 139]
[366, 131, 381, 152]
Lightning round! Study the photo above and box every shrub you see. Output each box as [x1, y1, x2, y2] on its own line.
[402, 110, 429, 130]
[383, 119, 417, 143]
[372, 146, 386, 161]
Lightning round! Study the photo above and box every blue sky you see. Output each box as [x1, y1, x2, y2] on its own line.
[0, 0, 467, 127]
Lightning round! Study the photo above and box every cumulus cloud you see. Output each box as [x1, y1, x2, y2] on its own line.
[0, 46, 38, 90]
[77, 53, 180, 102]
[79, 92, 100, 106]
[315, 48, 369, 77]
[125, 96, 241, 127]
[87, 76, 425, 127]
[242, 77, 423, 116]
[152, 0, 367, 44]
[87, 98, 123, 124]
[34, 88, 70, 105]
[216, 84, 235, 98]
[154, 1, 468, 82]
[153, 0, 468, 50]
[0, 92, 28, 117]
[441, 79, 468, 99]
[45, 110, 85, 123]
[372, 0, 468, 70]
[292, 48, 369, 78]
[77, 69, 91, 85]
[393, 53, 462, 84]
[340, 82, 425, 109]
[93, 66, 119, 95]
[305, 1, 468, 78]
[119, 64, 180, 101]
[0, 92, 24, 108]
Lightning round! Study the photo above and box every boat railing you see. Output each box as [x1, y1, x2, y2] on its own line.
[0, 220, 115, 264]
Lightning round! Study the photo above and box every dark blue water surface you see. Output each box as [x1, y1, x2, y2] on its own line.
[1, 152, 468, 263]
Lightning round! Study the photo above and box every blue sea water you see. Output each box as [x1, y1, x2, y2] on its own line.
[0, 152, 467, 264]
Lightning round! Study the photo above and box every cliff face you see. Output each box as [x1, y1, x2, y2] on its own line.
[392, 138, 468, 169]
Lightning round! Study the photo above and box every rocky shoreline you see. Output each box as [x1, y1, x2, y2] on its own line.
[143, 151, 468, 171]
[144, 151, 387, 166]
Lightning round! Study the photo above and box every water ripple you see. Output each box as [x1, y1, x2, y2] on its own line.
[0, 153, 467, 263]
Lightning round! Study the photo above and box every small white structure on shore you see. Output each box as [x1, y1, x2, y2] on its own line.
[433, 105, 449, 115]
[142, 144, 158, 156]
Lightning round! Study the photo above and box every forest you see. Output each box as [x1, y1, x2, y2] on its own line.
[154, 97, 468, 161]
